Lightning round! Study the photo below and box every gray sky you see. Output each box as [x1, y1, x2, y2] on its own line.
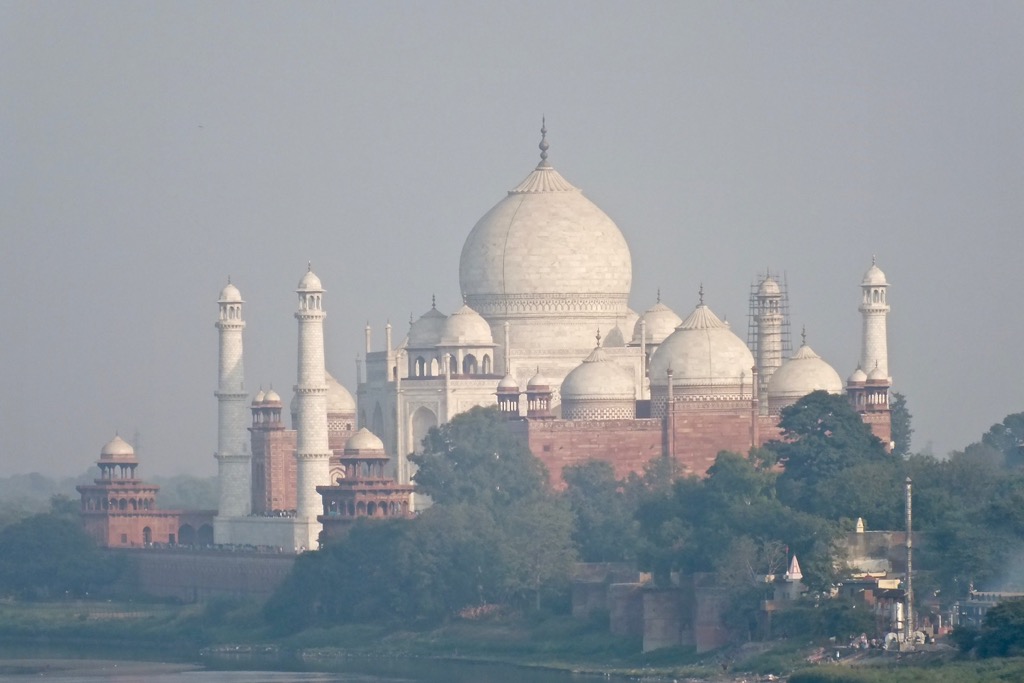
[2, 2, 1022, 477]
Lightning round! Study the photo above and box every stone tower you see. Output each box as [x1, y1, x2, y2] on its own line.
[294, 265, 332, 522]
[214, 280, 251, 518]
[859, 258, 890, 380]
[755, 274, 783, 404]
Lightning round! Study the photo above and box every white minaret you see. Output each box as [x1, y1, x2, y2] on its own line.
[859, 257, 890, 380]
[755, 274, 783, 403]
[215, 279, 251, 518]
[294, 265, 332, 521]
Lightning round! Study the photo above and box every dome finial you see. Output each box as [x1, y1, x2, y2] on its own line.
[538, 116, 550, 166]
[872, 254, 877, 265]
[227, 274, 232, 284]
[656, 287, 661, 304]
[595, 329, 601, 347]
[698, 283, 705, 306]
[431, 294, 436, 310]
[801, 325, 807, 346]
[307, 261, 312, 272]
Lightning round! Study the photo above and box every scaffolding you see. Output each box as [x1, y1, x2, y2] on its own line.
[747, 269, 792, 392]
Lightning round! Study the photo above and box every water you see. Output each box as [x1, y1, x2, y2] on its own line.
[0, 653, 605, 683]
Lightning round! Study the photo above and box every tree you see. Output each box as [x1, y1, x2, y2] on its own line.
[410, 406, 548, 508]
[562, 460, 639, 562]
[966, 598, 1024, 657]
[0, 513, 123, 598]
[981, 412, 1024, 469]
[769, 391, 889, 517]
[890, 391, 913, 457]
[499, 497, 577, 610]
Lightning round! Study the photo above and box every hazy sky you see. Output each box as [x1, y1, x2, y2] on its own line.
[2, 2, 1022, 477]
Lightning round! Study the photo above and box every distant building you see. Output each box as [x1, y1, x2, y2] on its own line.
[76, 435, 213, 547]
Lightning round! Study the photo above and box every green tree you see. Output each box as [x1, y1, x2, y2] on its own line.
[890, 391, 913, 457]
[0, 513, 123, 598]
[769, 391, 889, 517]
[981, 412, 1024, 469]
[562, 460, 639, 562]
[499, 497, 577, 610]
[975, 598, 1024, 657]
[410, 406, 547, 508]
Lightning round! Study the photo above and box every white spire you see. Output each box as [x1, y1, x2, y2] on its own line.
[214, 278, 252, 520]
[859, 258, 890, 380]
[294, 266, 332, 526]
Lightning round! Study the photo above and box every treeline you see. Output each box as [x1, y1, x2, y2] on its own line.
[0, 472, 219, 530]
[264, 397, 1024, 646]
[3, 395, 1023, 656]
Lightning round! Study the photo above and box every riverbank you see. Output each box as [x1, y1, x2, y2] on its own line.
[4, 599, 1024, 682]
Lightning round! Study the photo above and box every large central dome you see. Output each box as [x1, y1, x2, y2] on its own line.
[459, 125, 632, 319]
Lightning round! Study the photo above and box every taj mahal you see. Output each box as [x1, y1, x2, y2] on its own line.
[81, 123, 893, 552]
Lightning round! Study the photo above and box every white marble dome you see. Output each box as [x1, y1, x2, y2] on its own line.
[561, 346, 636, 419]
[100, 434, 135, 460]
[407, 305, 447, 349]
[264, 388, 282, 403]
[848, 367, 867, 384]
[602, 324, 627, 348]
[325, 371, 355, 414]
[298, 268, 323, 291]
[252, 389, 266, 405]
[458, 133, 632, 319]
[345, 427, 386, 453]
[758, 276, 781, 297]
[561, 347, 635, 400]
[527, 368, 551, 389]
[862, 262, 887, 286]
[497, 373, 520, 390]
[767, 343, 843, 413]
[219, 281, 242, 303]
[440, 304, 493, 346]
[868, 363, 888, 381]
[632, 300, 682, 345]
[650, 303, 755, 388]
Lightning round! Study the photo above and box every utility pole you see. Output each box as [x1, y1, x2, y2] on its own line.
[904, 476, 914, 645]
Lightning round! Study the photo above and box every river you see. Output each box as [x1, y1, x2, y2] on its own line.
[0, 650, 615, 683]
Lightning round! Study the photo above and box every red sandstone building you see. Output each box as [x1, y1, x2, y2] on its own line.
[77, 435, 214, 547]
[317, 428, 415, 545]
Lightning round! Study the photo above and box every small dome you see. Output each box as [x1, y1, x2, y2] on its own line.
[344, 427, 386, 454]
[325, 371, 356, 414]
[632, 300, 682, 345]
[768, 343, 844, 402]
[407, 304, 447, 348]
[561, 346, 635, 401]
[440, 303, 493, 346]
[219, 281, 242, 303]
[649, 302, 755, 387]
[497, 373, 520, 390]
[758, 276, 781, 297]
[263, 388, 282, 404]
[100, 435, 136, 460]
[298, 267, 323, 291]
[527, 368, 551, 389]
[862, 261, 887, 286]
[868, 364, 888, 381]
[252, 390, 266, 405]
[848, 367, 867, 384]
[603, 325, 627, 348]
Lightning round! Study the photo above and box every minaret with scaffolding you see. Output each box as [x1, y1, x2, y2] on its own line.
[747, 270, 792, 411]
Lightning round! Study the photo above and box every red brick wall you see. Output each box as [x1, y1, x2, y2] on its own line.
[510, 419, 663, 488]
[252, 430, 297, 513]
[116, 549, 295, 602]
